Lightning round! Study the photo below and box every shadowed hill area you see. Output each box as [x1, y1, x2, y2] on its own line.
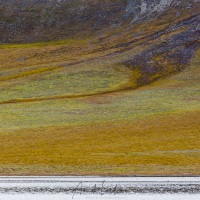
[0, 0, 199, 43]
[0, 0, 199, 175]
[0, 0, 128, 43]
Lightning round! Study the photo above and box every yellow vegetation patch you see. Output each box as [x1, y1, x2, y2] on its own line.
[0, 111, 199, 175]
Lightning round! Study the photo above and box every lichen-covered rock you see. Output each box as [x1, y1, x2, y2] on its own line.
[126, 0, 200, 22]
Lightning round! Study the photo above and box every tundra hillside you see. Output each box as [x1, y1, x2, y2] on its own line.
[0, 0, 199, 175]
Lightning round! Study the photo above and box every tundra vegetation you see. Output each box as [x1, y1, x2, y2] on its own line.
[0, 0, 199, 175]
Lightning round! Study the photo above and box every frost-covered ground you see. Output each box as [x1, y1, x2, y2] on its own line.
[0, 177, 199, 199]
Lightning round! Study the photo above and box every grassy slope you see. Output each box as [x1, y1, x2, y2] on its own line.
[0, 46, 199, 175]
[0, 5, 199, 175]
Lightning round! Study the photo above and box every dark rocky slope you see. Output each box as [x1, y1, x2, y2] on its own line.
[0, 0, 199, 43]
[0, 0, 199, 90]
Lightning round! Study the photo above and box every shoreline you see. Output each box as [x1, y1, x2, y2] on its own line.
[0, 175, 200, 177]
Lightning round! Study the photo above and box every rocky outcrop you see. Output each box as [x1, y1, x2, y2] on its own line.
[126, 0, 200, 22]
[123, 13, 200, 85]
[126, 0, 173, 19]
